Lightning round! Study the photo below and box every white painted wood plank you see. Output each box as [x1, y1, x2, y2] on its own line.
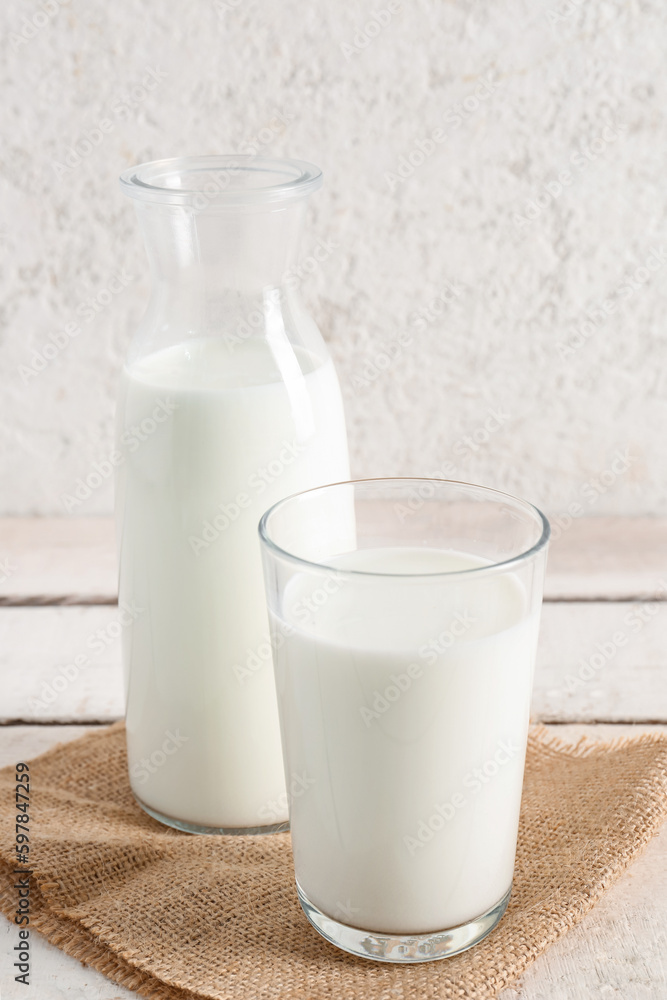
[0, 917, 137, 1000]
[533, 602, 667, 723]
[1, 515, 667, 604]
[544, 516, 667, 602]
[0, 725, 664, 999]
[0, 518, 116, 606]
[0, 607, 125, 723]
[0, 725, 94, 767]
[2, 602, 667, 724]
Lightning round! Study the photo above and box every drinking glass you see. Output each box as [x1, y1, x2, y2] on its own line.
[259, 478, 549, 962]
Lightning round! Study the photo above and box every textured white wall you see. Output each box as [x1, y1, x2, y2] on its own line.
[1, 0, 665, 517]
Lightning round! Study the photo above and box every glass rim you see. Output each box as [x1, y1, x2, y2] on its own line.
[119, 155, 323, 207]
[258, 477, 551, 579]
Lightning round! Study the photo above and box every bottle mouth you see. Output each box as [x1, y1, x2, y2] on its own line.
[119, 155, 323, 208]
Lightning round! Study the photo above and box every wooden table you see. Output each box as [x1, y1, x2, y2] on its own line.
[1, 517, 666, 999]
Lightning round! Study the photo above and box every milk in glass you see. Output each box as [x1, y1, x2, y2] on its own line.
[271, 546, 538, 934]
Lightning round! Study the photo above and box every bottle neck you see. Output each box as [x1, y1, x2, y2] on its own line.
[130, 200, 311, 354]
[135, 199, 307, 297]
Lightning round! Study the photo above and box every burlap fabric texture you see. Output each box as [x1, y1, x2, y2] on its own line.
[1, 722, 666, 1000]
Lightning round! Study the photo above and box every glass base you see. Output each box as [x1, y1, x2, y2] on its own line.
[133, 793, 289, 835]
[296, 881, 511, 963]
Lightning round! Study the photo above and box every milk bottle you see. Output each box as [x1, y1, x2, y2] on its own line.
[117, 157, 349, 832]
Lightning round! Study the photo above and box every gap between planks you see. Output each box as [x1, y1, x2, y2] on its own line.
[3, 718, 667, 728]
[0, 594, 117, 607]
[4, 595, 667, 607]
[0, 719, 116, 727]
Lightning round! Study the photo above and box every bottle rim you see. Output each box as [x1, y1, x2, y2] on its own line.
[119, 155, 323, 207]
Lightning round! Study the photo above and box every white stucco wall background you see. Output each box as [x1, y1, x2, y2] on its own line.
[1, 0, 665, 517]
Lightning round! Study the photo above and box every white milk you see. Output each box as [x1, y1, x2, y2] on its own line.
[116, 336, 349, 829]
[271, 547, 539, 934]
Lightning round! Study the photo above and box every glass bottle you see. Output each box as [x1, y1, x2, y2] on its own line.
[116, 156, 350, 833]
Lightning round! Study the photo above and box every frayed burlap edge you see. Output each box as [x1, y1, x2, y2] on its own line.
[0, 860, 198, 1000]
[0, 723, 196, 1000]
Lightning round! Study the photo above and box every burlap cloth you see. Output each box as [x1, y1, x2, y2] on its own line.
[1, 723, 667, 999]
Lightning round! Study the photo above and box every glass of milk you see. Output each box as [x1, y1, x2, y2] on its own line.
[116, 158, 349, 834]
[259, 478, 549, 962]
